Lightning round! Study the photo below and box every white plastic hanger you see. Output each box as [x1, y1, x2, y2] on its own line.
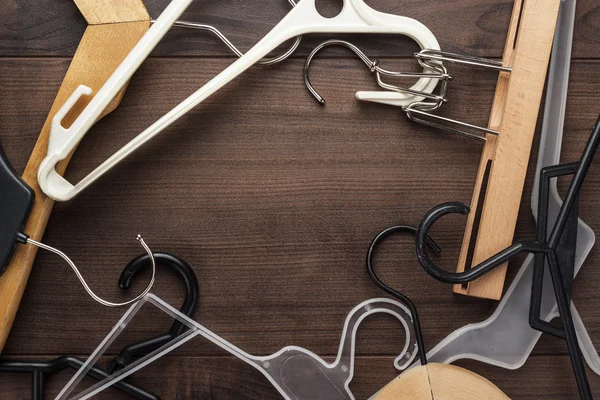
[38, 0, 441, 202]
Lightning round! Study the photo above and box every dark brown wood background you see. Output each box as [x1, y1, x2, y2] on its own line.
[1, 0, 600, 398]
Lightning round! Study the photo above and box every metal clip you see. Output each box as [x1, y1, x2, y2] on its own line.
[405, 49, 511, 141]
[304, 40, 451, 105]
[304, 43, 512, 142]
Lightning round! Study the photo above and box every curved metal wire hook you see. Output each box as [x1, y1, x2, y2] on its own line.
[366, 225, 442, 366]
[25, 235, 156, 308]
[108, 252, 199, 374]
[156, 0, 302, 67]
[413, 116, 600, 400]
[304, 39, 451, 105]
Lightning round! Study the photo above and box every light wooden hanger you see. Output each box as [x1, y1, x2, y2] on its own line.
[374, 363, 510, 400]
[0, 0, 151, 352]
[448, 0, 560, 300]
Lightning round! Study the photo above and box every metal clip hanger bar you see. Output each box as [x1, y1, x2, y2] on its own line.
[304, 40, 450, 105]
[415, 50, 510, 72]
[404, 104, 499, 142]
[403, 49, 511, 141]
[303, 42, 510, 141]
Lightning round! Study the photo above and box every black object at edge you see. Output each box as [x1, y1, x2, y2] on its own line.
[0, 142, 34, 275]
[366, 225, 441, 366]
[0, 355, 159, 400]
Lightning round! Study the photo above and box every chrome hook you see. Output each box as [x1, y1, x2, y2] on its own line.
[402, 49, 510, 141]
[158, 0, 302, 67]
[304, 39, 451, 105]
[24, 235, 156, 308]
[304, 40, 512, 141]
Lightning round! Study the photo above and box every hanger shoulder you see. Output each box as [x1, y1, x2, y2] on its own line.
[374, 365, 432, 400]
[375, 364, 509, 400]
[427, 364, 510, 400]
[0, 16, 149, 353]
[74, 0, 150, 25]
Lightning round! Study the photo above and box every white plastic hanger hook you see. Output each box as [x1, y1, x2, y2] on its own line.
[38, 0, 441, 202]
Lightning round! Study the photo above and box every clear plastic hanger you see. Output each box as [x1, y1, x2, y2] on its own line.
[56, 295, 417, 400]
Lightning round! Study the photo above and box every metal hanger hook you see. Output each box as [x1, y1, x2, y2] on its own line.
[155, 0, 301, 67]
[304, 39, 451, 105]
[26, 235, 156, 308]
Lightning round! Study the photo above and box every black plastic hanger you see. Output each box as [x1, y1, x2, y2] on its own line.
[0, 355, 159, 400]
[413, 114, 600, 400]
[108, 252, 199, 374]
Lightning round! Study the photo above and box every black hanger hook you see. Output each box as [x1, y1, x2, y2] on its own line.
[415, 202, 547, 284]
[366, 224, 441, 366]
[108, 252, 199, 374]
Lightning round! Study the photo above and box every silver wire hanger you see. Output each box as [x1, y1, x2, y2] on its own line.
[159, 0, 301, 67]
[0, 136, 156, 308]
[24, 235, 156, 308]
[303, 41, 511, 141]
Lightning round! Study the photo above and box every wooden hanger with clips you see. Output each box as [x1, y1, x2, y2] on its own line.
[449, 0, 561, 300]
[303, 0, 561, 301]
[0, 0, 151, 353]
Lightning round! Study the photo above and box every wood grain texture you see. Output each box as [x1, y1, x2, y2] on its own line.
[375, 364, 510, 400]
[1, 0, 599, 58]
[0, 0, 599, 397]
[1, 355, 598, 399]
[452, 0, 522, 299]
[0, 21, 150, 353]
[74, 0, 150, 25]
[427, 364, 510, 400]
[0, 57, 599, 398]
[375, 365, 432, 400]
[454, 0, 561, 299]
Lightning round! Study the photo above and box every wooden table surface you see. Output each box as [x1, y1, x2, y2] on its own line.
[1, 0, 600, 398]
